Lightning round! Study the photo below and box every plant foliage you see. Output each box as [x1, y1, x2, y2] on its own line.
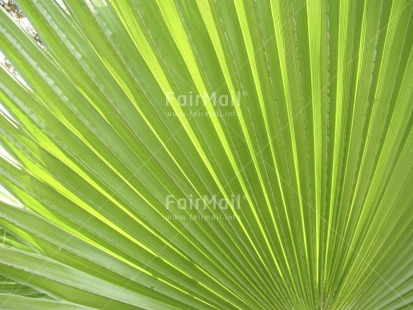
[0, 0, 413, 309]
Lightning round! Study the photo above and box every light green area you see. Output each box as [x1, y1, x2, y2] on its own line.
[0, 0, 412, 309]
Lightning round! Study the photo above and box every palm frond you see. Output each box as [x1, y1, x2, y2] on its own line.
[0, 0, 412, 309]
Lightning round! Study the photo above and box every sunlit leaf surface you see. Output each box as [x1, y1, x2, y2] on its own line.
[0, 0, 413, 309]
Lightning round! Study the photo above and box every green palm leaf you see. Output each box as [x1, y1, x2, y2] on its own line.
[0, 0, 412, 308]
